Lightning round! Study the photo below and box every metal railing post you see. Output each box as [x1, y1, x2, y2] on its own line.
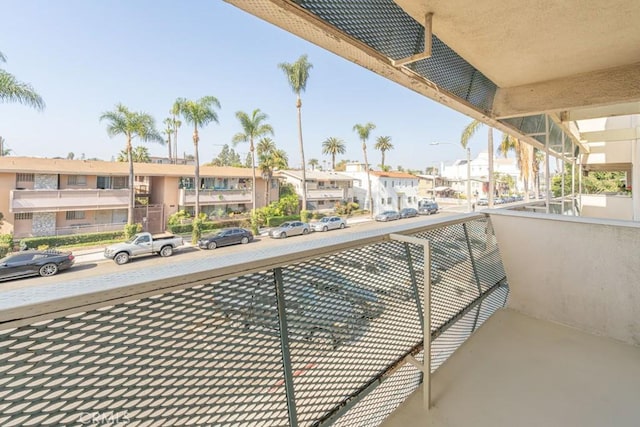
[273, 267, 299, 427]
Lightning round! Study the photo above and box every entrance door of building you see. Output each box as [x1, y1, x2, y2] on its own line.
[134, 204, 165, 234]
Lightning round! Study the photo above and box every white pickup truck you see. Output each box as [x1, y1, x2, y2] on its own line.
[104, 232, 184, 265]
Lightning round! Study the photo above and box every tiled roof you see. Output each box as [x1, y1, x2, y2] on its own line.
[370, 170, 418, 179]
[0, 157, 253, 178]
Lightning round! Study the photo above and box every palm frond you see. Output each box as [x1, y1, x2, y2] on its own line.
[460, 119, 482, 149]
[0, 70, 45, 110]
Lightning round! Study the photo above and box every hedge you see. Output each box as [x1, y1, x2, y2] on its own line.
[168, 219, 250, 234]
[266, 215, 301, 227]
[20, 230, 126, 249]
[0, 244, 11, 258]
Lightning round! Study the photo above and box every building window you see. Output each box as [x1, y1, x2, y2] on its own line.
[67, 175, 87, 186]
[391, 181, 395, 187]
[15, 213, 33, 220]
[381, 198, 385, 205]
[384, 181, 387, 188]
[16, 173, 34, 182]
[387, 197, 392, 204]
[66, 211, 86, 220]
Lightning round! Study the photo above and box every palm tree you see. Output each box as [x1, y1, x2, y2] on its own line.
[0, 136, 11, 156]
[259, 146, 288, 203]
[353, 122, 376, 216]
[174, 96, 221, 217]
[232, 109, 274, 213]
[100, 104, 163, 224]
[461, 119, 495, 206]
[117, 146, 151, 163]
[497, 134, 533, 201]
[0, 51, 45, 110]
[374, 136, 394, 168]
[308, 158, 319, 170]
[256, 137, 276, 157]
[170, 101, 182, 163]
[321, 137, 346, 170]
[162, 118, 174, 161]
[278, 54, 313, 211]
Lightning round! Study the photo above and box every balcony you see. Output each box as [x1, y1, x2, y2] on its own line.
[307, 187, 346, 200]
[10, 189, 130, 213]
[1, 211, 638, 426]
[179, 188, 252, 205]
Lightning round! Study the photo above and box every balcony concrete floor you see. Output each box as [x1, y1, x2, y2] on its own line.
[382, 308, 640, 427]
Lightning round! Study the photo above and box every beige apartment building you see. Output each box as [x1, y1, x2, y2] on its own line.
[0, 157, 275, 238]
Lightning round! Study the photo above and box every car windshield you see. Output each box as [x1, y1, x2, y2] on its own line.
[320, 218, 330, 223]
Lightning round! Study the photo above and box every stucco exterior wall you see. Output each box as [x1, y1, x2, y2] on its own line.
[580, 194, 633, 220]
[490, 211, 640, 346]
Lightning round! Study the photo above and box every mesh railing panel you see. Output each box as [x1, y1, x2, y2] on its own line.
[0, 217, 508, 426]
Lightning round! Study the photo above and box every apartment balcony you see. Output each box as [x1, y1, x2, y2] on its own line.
[306, 187, 346, 200]
[1, 211, 638, 426]
[9, 189, 129, 213]
[179, 188, 252, 205]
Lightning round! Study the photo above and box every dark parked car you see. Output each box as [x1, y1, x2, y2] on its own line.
[375, 211, 401, 222]
[399, 208, 418, 218]
[213, 267, 384, 349]
[418, 201, 439, 215]
[198, 227, 253, 250]
[0, 250, 75, 280]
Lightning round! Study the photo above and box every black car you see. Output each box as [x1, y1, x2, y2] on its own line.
[0, 250, 75, 280]
[198, 227, 253, 250]
[213, 267, 384, 349]
[400, 208, 418, 218]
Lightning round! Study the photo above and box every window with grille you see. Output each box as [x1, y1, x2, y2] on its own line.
[16, 173, 34, 182]
[67, 175, 87, 186]
[65, 211, 85, 220]
[15, 213, 33, 220]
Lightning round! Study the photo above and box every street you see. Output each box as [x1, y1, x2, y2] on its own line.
[1, 212, 458, 291]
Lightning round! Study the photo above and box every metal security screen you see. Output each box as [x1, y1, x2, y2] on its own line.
[0, 217, 507, 426]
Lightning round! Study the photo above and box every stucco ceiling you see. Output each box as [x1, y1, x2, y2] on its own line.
[395, 0, 640, 88]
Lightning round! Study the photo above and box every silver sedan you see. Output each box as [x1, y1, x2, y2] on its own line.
[311, 216, 347, 232]
[269, 221, 311, 239]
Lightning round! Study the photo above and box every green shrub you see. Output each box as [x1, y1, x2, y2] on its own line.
[0, 243, 11, 258]
[168, 219, 249, 235]
[124, 223, 142, 239]
[191, 218, 203, 245]
[266, 215, 300, 227]
[300, 210, 311, 223]
[20, 230, 126, 250]
[168, 210, 191, 226]
[335, 201, 359, 216]
[311, 212, 326, 220]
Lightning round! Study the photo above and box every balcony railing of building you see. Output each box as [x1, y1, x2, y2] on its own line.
[306, 188, 346, 200]
[0, 214, 508, 426]
[10, 189, 130, 213]
[179, 188, 252, 205]
[52, 222, 126, 236]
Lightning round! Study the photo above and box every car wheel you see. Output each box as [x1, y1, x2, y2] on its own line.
[114, 252, 130, 265]
[323, 226, 328, 232]
[340, 223, 345, 229]
[207, 241, 217, 250]
[39, 263, 58, 277]
[280, 232, 287, 239]
[302, 228, 309, 235]
[240, 236, 249, 244]
[160, 246, 174, 257]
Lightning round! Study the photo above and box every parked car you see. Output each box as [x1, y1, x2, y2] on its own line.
[311, 216, 347, 232]
[375, 211, 400, 222]
[477, 198, 489, 206]
[399, 208, 418, 218]
[198, 227, 253, 250]
[104, 232, 184, 265]
[213, 267, 384, 349]
[0, 250, 75, 280]
[418, 201, 439, 215]
[269, 221, 310, 239]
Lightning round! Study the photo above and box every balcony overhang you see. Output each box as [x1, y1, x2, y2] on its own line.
[10, 189, 129, 213]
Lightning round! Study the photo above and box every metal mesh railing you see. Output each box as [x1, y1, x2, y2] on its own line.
[0, 216, 508, 426]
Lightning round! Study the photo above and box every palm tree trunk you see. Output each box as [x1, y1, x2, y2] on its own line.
[332, 153, 336, 170]
[173, 114, 178, 164]
[297, 96, 307, 212]
[127, 137, 135, 225]
[381, 151, 386, 168]
[167, 134, 172, 161]
[265, 172, 271, 205]
[362, 142, 373, 217]
[250, 139, 256, 212]
[193, 127, 200, 217]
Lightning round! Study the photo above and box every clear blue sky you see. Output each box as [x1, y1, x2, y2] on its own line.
[1, 0, 489, 171]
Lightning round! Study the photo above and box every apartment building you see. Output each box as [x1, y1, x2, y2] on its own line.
[0, 157, 271, 238]
[342, 163, 420, 214]
[275, 169, 355, 211]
